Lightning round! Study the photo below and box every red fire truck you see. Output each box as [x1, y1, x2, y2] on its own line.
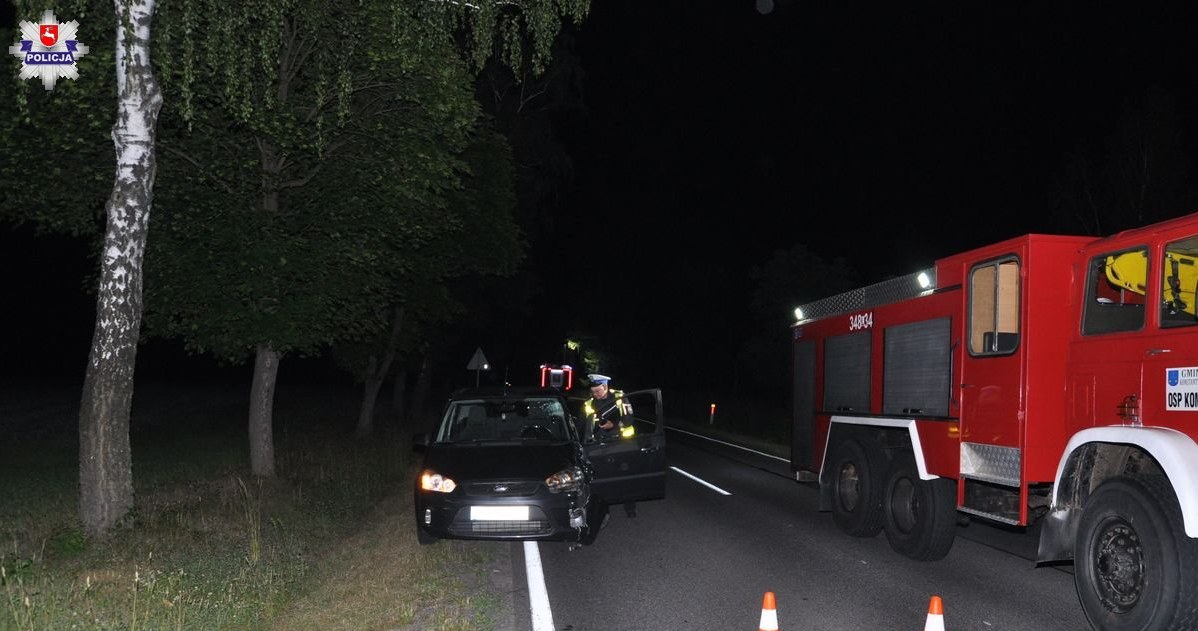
[791, 213, 1198, 630]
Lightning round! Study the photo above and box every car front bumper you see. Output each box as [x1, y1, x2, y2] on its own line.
[415, 482, 588, 541]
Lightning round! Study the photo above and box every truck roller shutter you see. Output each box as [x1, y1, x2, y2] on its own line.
[883, 317, 952, 417]
[793, 340, 817, 469]
[823, 331, 871, 413]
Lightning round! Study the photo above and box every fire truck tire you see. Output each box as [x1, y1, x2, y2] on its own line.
[1074, 475, 1198, 631]
[881, 454, 956, 561]
[828, 437, 885, 537]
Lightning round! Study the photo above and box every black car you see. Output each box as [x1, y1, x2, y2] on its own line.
[413, 387, 666, 545]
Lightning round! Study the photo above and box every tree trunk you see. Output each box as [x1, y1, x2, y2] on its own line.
[355, 306, 404, 438]
[411, 355, 431, 425]
[356, 355, 382, 437]
[78, 0, 163, 538]
[251, 124, 286, 476]
[392, 366, 408, 418]
[248, 343, 280, 477]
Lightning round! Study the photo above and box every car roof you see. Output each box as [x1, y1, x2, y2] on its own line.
[447, 387, 567, 401]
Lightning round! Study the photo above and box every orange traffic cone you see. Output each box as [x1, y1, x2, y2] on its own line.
[758, 591, 779, 631]
[924, 595, 945, 631]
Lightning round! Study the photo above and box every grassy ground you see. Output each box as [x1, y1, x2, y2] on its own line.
[0, 381, 504, 631]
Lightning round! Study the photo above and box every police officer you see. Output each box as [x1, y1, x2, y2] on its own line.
[584, 374, 638, 517]
[584, 373, 633, 439]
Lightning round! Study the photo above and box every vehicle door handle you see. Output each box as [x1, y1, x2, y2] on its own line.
[1147, 348, 1172, 356]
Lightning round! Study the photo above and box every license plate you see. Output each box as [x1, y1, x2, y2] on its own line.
[470, 505, 529, 521]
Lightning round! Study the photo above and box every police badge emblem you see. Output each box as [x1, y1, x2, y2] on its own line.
[8, 10, 90, 90]
[39, 24, 60, 47]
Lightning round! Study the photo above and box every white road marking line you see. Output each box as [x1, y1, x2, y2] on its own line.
[666, 425, 790, 463]
[523, 541, 555, 631]
[669, 465, 733, 495]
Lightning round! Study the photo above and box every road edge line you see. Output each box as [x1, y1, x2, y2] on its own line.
[665, 425, 791, 463]
[669, 465, 733, 495]
[523, 541, 555, 631]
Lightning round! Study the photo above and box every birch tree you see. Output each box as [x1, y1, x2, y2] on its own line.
[3, 0, 153, 536]
[74, 0, 163, 537]
[79, 0, 162, 536]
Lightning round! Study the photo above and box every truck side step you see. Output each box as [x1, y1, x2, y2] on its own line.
[961, 477, 1022, 524]
[960, 442, 1021, 486]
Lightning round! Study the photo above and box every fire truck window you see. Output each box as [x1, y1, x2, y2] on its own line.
[969, 258, 1020, 355]
[1082, 248, 1146, 335]
[1161, 236, 1198, 328]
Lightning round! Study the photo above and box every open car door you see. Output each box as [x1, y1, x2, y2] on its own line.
[583, 388, 666, 504]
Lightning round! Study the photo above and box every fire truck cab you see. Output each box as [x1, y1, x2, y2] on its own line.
[791, 213, 1198, 630]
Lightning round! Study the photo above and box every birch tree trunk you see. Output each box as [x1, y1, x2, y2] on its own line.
[248, 343, 279, 477]
[78, 0, 163, 538]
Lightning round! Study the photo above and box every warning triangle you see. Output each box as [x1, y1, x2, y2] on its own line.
[466, 347, 490, 371]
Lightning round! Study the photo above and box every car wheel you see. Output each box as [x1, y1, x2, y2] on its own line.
[1075, 475, 1198, 631]
[828, 437, 885, 537]
[881, 454, 956, 561]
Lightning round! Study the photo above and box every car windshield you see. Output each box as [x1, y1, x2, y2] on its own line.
[435, 397, 569, 443]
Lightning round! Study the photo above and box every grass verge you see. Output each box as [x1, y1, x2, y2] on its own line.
[0, 382, 502, 631]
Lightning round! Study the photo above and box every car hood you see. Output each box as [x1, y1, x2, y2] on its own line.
[423, 442, 579, 481]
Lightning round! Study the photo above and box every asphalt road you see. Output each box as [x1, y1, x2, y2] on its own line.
[505, 429, 1091, 631]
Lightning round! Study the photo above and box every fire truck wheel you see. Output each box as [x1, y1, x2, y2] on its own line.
[1074, 475, 1198, 631]
[828, 437, 885, 537]
[881, 454, 956, 561]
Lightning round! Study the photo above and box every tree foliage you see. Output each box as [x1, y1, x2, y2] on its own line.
[334, 125, 522, 383]
[143, 0, 583, 464]
[1051, 87, 1198, 236]
[0, 0, 114, 238]
[738, 244, 859, 396]
[144, 0, 536, 361]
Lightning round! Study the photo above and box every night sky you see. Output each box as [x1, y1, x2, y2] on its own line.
[558, 1, 1198, 270]
[536, 1, 1198, 392]
[7, 2, 1198, 398]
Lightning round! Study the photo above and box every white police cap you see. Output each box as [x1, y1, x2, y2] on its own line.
[588, 373, 611, 385]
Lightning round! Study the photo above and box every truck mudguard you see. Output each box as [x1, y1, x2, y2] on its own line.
[1051, 426, 1198, 538]
[823, 415, 940, 481]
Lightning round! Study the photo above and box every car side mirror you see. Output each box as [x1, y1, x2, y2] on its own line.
[412, 433, 428, 453]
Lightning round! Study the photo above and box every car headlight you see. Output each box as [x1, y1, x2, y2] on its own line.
[420, 469, 457, 493]
[545, 466, 584, 493]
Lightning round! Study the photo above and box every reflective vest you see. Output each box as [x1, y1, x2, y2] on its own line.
[585, 391, 635, 438]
